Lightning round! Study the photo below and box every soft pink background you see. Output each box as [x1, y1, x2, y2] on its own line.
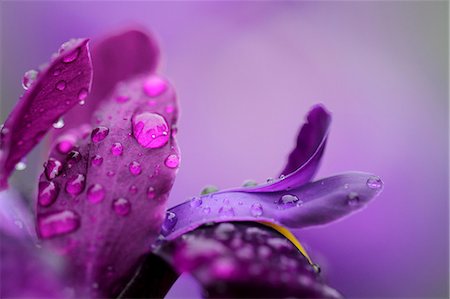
[1, 2, 448, 298]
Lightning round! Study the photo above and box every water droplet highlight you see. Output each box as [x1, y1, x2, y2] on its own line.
[37, 210, 80, 238]
[112, 198, 131, 216]
[161, 212, 177, 236]
[164, 154, 179, 169]
[190, 197, 203, 208]
[87, 184, 105, 203]
[91, 126, 109, 143]
[278, 194, 301, 209]
[38, 181, 59, 207]
[65, 174, 86, 195]
[110, 143, 123, 156]
[366, 176, 383, 189]
[45, 158, 63, 180]
[129, 161, 142, 175]
[91, 155, 103, 166]
[147, 186, 156, 200]
[250, 203, 263, 217]
[22, 70, 38, 90]
[52, 118, 65, 129]
[62, 48, 80, 63]
[132, 112, 169, 148]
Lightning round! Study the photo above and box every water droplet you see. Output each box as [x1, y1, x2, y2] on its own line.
[56, 80, 66, 91]
[15, 161, 27, 171]
[218, 205, 235, 217]
[110, 143, 123, 156]
[38, 181, 59, 207]
[37, 210, 80, 238]
[115, 95, 129, 103]
[242, 179, 257, 187]
[278, 194, 302, 209]
[203, 207, 211, 214]
[44, 158, 63, 180]
[78, 88, 88, 101]
[129, 185, 138, 194]
[266, 177, 274, 183]
[52, 118, 65, 129]
[312, 263, 321, 274]
[91, 126, 109, 143]
[91, 155, 103, 166]
[164, 154, 179, 169]
[56, 135, 76, 153]
[366, 176, 383, 189]
[250, 203, 263, 217]
[106, 171, 115, 177]
[65, 174, 86, 195]
[143, 75, 167, 97]
[52, 68, 61, 76]
[190, 197, 203, 208]
[347, 192, 360, 206]
[129, 161, 142, 175]
[87, 184, 105, 203]
[66, 150, 81, 168]
[147, 186, 156, 200]
[62, 48, 80, 63]
[132, 112, 170, 148]
[22, 70, 38, 90]
[112, 198, 131, 216]
[161, 212, 177, 236]
[200, 185, 218, 195]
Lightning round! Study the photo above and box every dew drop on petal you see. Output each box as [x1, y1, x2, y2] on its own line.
[45, 158, 63, 180]
[91, 155, 103, 166]
[277, 194, 301, 209]
[218, 205, 235, 217]
[22, 70, 38, 90]
[161, 211, 177, 236]
[91, 126, 109, 143]
[190, 197, 203, 208]
[143, 75, 167, 97]
[38, 181, 59, 207]
[52, 118, 65, 129]
[66, 150, 82, 168]
[129, 161, 142, 175]
[250, 203, 263, 217]
[110, 143, 123, 156]
[347, 192, 360, 206]
[366, 176, 383, 190]
[132, 112, 170, 149]
[56, 80, 66, 91]
[200, 185, 218, 195]
[129, 185, 138, 194]
[203, 207, 211, 214]
[62, 48, 80, 63]
[37, 210, 80, 238]
[164, 154, 179, 169]
[78, 88, 88, 101]
[312, 263, 321, 274]
[65, 174, 86, 195]
[112, 198, 131, 216]
[147, 186, 156, 200]
[87, 184, 105, 203]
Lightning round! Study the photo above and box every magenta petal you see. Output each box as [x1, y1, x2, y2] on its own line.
[35, 73, 179, 298]
[59, 28, 160, 134]
[0, 39, 93, 189]
[156, 222, 343, 298]
[231, 105, 331, 193]
[164, 172, 383, 241]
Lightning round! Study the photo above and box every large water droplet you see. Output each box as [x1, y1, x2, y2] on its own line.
[37, 210, 80, 238]
[218, 205, 235, 217]
[65, 174, 86, 195]
[110, 143, 123, 156]
[62, 48, 80, 63]
[278, 194, 302, 209]
[22, 70, 38, 90]
[56, 80, 66, 91]
[129, 161, 142, 175]
[91, 126, 109, 143]
[87, 184, 105, 203]
[52, 118, 65, 129]
[38, 181, 59, 207]
[132, 112, 169, 149]
[190, 197, 203, 208]
[161, 212, 177, 236]
[91, 155, 103, 166]
[78, 88, 88, 102]
[44, 158, 63, 180]
[112, 198, 131, 216]
[143, 75, 167, 97]
[347, 192, 360, 206]
[250, 203, 263, 217]
[200, 185, 218, 195]
[366, 176, 383, 190]
[164, 154, 179, 169]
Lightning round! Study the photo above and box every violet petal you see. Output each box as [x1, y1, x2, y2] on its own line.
[36, 74, 179, 298]
[230, 105, 331, 193]
[0, 39, 93, 189]
[164, 172, 383, 241]
[58, 28, 160, 134]
[156, 222, 343, 298]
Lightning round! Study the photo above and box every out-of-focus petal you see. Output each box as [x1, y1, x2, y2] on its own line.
[156, 222, 343, 298]
[59, 28, 160, 134]
[164, 172, 383, 241]
[35, 73, 179, 298]
[0, 39, 93, 189]
[230, 105, 331, 193]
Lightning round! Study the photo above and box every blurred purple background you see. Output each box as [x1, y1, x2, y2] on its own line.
[1, 2, 448, 298]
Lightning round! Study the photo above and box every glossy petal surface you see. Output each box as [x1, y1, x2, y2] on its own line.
[157, 222, 342, 298]
[36, 74, 179, 298]
[164, 172, 383, 241]
[0, 39, 93, 189]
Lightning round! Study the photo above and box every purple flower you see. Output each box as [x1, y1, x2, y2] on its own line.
[0, 28, 383, 298]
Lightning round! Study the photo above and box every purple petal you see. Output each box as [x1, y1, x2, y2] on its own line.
[35, 73, 179, 298]
[156, 222, 343, 298]
[0, 39, 93, 189]
[58, 28, 160, 134]
[164, 172, 383, 241]
[230, 105, 331, 193]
